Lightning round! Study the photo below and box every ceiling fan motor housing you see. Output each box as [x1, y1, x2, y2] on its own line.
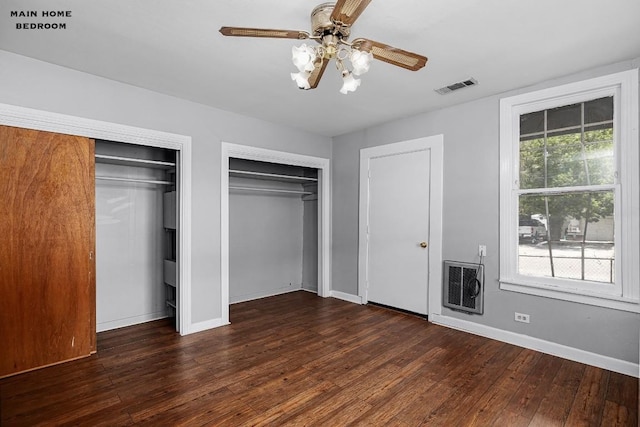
[311, 3, 350, 39]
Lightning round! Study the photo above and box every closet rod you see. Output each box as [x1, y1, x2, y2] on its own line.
[229, 185, 313, 195]
[96, 176, 174, 185]
[229, 169, 318, 182]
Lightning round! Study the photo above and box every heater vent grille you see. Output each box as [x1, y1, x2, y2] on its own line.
[443, 260, 484, 314]
[435, 77, 478, 95]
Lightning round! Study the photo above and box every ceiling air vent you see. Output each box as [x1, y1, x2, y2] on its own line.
[435, 77, 478, 95]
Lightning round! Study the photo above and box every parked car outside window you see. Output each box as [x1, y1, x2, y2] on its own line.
[519, 218, 547, 243]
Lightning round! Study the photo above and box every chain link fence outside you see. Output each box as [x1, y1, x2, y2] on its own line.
[518, 243, 614, 283]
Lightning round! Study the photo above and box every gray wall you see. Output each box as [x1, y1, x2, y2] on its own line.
[229, 179, 304, 303]
[331, 58, 640, 364]
[0, 50, 332, 324]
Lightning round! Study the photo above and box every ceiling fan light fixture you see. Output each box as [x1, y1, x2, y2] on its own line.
[292, 44, 317, 72]
[340, 70, 361, 94]
[350, 49, 373, 76]
[291, 71, 311, 90]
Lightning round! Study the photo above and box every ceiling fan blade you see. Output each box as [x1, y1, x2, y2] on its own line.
[353, 38, 428, 71]
[219, 26, 309, 40]
[308, 59, 329, 89]
[330, 0, 373, 26]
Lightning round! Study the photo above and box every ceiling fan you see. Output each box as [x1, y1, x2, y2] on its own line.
[219, 0, 428, 94]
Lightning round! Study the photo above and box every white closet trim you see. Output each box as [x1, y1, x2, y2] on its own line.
[0, 102, 194, 336]
[221, 142, 331, 325]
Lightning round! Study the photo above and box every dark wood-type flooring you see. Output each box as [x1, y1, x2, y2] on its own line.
[1, 291, 637, 426]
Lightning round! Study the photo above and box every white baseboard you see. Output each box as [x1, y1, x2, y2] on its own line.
[430, 313, 639, 378]
[97, 311, 167, 332]
[230, 286, 301, 305]
[330, 291, 363, 305]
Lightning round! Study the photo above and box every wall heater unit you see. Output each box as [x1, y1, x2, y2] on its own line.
[443, 260, 484, 314]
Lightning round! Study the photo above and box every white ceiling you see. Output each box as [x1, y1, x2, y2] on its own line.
[1, 0, 639, 137]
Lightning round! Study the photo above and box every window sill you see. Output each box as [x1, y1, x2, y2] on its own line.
[500, 279, 640, 313]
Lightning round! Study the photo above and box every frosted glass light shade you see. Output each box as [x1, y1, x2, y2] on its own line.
[350, 50, 373, 76]
[291, 71, 311, 90]
[292, 44, 316, 73]
[340, 71, 360, 94]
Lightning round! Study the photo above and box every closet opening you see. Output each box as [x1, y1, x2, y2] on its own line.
[228, 157, 320, 315]
[95, 140, 180, 333]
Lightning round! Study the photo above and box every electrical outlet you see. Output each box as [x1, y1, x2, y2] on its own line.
[515, 312, 530, 323]
[479, 245, 486, 256]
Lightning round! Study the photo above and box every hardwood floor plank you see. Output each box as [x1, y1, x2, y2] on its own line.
[528, 359, 586, 426]
[239, 380, 340, 426]
[565, 365, 610, 425]
[601, 400, 634, 427]
[0, 291, 636, 426]
[282, 383, 373, 426]
[234, 366, 325, 413]
[2, 376, 115, 420]
[5, 394, 122, 426]
[606, 371, 639, 412]
[446, 347, 538, 426]
[491, 352, 565, 425]
[420, 341, 521, 426]
[134, 386, 258, 426]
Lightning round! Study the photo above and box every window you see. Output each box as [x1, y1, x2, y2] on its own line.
[499, 69, 639, 312]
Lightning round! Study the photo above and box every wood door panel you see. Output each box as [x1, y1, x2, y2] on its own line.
[0, 125, 96, 378]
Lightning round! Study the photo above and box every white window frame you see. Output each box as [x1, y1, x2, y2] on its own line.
[499, 69, 639, 312]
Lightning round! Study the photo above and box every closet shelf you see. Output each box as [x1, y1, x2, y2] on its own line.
[229, 185, 314, 196]
[95, 154, 175, 169]
[96, 176, 174, 185]
[229, 169, 318, 184]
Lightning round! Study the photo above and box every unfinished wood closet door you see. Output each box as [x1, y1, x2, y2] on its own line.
[0, 125, 96, 378]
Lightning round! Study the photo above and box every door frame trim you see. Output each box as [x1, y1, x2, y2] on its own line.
[0, 103, 193, 335]
[358, 135, 444, 317]
[221, 142, 331, 324]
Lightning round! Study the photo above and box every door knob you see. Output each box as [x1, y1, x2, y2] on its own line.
[420, 241, 428, 248]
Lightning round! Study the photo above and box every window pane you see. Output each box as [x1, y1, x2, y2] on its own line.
[520, 111, 544, 138]
[519, 97, 614, 189]
[584, 128, 614, 185]
[584, 97, 614, 124]
[547, 103, 581, 132]
[546, 132, 586, 187]
[518, 190, 615, 284]
[519, 138, 545, 188]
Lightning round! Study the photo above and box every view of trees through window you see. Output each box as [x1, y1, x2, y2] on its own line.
[517, 96, 615, 284]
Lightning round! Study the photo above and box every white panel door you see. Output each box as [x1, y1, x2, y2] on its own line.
[366, 148, 430, 314]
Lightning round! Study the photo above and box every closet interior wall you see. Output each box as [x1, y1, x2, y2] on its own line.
[229, 158, 318, 304]
[95, 140, 178, 332]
